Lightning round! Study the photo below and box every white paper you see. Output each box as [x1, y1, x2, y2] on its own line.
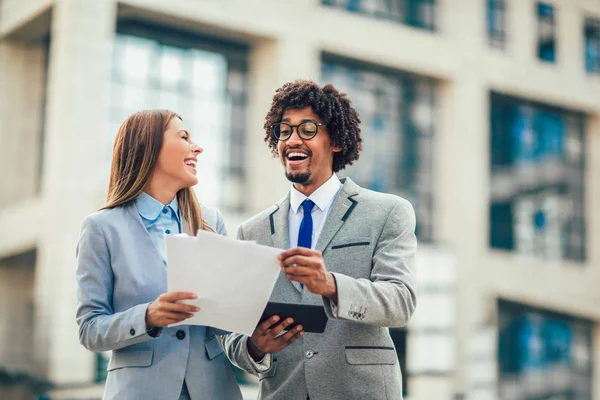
[165, 230, 281, 336]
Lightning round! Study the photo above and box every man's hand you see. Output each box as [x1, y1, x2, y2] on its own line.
[279, 247, 338, 302]
[146, 292, 199, 329]
[247, 316, 304, 361]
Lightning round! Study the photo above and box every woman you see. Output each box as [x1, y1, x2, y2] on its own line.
[75, 109, 242, 400]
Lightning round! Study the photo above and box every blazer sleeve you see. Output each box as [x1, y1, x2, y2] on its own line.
[322, 198, 417, 328]
[217, 223, 276, 377]
[75, 216, 158, 352]
[215, 208, 227, 237]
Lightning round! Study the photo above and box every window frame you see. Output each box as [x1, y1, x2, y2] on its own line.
[497, 299, 594, 400]
[489, 93, 586, 262]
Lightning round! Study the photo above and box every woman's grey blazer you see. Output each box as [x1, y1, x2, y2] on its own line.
[75, 202, 242, 400]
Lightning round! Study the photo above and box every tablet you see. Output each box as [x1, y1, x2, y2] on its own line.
[258, 302, 328, 333]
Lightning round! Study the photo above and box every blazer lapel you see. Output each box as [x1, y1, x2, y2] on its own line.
[270, 194, 290, 250]
[316, 177, 360, 254]
[269, 193, 305, 293]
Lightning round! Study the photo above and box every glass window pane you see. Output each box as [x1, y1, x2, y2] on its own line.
[489, 94, 585, 261]
[109, 32, 248, 212]
[322, 0, 436, 31]
[498, 301, 593, 399]
[120, 36, 153, 84]
[159, 47, 184, 89]
[321, 59, 435, 242]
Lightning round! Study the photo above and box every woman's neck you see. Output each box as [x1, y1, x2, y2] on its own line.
[144, 177, 178, 206]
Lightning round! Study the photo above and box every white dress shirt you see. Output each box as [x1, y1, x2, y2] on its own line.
[289, 173, 343, 249]
[251, 174, 343, 372]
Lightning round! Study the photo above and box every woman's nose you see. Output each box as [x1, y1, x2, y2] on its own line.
[191, 142, 203, 154]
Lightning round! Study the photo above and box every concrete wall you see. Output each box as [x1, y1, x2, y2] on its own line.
[0, 39, 46, 208]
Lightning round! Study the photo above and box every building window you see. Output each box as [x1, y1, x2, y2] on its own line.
[584, 18, 600, 74]
[498, 300, 593, 400]
[487, 0, 506, 49]
[537, 2, 556, 63]
[109, 23, 249, 212]
[489, 94, 585, 262]
[322, 0, 436, 31]
[322, 57, 436, 242]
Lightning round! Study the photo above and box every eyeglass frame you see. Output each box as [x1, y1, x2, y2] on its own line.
[270, 121, 327, 141]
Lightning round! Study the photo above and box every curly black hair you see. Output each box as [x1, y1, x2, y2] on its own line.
[263, 79, 362, 173]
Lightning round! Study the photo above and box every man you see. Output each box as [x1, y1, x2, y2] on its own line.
[223, 80, 417, 399]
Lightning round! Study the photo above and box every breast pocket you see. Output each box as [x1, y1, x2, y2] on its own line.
[108, 348, 154, 371]
[345, 346, 397, 365]
[327, 237, 373, 277]
[330, 237, 371, 250]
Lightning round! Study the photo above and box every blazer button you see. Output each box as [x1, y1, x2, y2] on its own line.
[129, 328, 135, 336]
[305, 351, 314, 359]
[176, 330, 186, 340]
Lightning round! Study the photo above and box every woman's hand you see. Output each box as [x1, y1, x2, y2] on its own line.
[145, 292, 199, 329]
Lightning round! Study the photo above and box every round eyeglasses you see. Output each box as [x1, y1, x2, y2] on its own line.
[271, 121, 326, 141]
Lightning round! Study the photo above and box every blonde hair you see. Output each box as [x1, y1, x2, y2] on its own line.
[103, 109, 211, 234]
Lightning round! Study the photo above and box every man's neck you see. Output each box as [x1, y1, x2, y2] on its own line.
[292, 174, 335, 197]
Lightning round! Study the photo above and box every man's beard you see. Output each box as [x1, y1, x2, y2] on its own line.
[285, 171, 310, 184]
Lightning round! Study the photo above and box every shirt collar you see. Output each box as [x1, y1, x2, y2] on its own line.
[135, 192, 180, 222]
[290, 174, 342, 214]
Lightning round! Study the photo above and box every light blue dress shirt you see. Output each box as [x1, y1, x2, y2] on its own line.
[135, 192, 181, 265]
[134, 192, 197, 399]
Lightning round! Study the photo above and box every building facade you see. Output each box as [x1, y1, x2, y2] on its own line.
[0, 0, 599, 399]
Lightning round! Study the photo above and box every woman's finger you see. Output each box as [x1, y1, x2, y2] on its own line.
[159, 302, 200, 313]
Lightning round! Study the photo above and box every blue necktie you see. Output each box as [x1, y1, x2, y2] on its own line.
[298, 199, 315, 249]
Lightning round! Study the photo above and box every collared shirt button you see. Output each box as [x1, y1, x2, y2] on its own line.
[305, 351, 314, 359]
[165, 229, 171, 234]
[176, 330, 186, 340]
[129, 328, 136, 336]
[162, 208, 168, 214]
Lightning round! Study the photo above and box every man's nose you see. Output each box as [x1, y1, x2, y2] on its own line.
[286, 128, 303, 144]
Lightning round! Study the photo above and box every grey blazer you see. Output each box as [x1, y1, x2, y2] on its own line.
[75, 202, 242, 400]
[222, 177, 417, 400]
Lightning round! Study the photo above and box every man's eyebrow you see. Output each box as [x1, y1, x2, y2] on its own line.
[280, 118, 318, 123]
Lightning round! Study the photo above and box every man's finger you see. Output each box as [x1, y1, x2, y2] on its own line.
[258, 315, 282, 333]
[268, 318, 294, 337]
[281, 325, 304, 342]
[283, 266, 313, 277]
[278, 247, 318, 260]
[280, 255, 315, 268]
